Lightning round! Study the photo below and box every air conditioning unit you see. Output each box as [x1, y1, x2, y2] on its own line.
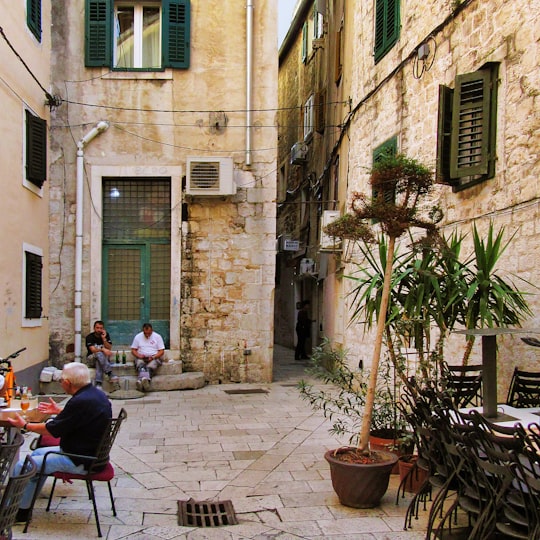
[186, 157, 236, 196]
[290, 142, 308, 165]
[319, 210, 342, 251]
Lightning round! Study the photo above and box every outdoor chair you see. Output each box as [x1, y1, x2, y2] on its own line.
[0, 431, 24, 489]
[24, 408, 127, 538]
[0, 456, 37, 540]
[506, 367, 540, 407]
[441, 362, 483, 408]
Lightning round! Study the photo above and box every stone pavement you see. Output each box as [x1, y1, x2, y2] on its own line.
[12, 345, 429, 539]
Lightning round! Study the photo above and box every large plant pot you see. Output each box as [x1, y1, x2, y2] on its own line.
[324, 447, 398, 508]
[369, 431, 411, 474]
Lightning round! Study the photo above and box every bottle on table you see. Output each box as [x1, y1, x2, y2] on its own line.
[122, 351, 127, 364]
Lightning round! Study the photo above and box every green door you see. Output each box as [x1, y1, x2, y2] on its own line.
[101, 178, 171, 347]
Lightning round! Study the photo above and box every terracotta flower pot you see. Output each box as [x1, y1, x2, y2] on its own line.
[324, 447, 398, 508]
[369, 432, 411, 474]
[398, 454, 429, 493]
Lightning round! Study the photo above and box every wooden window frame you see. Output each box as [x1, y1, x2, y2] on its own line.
[27, 0, 42, 42]
[25, 110, 47, 189]
[374, 0, 400, 64]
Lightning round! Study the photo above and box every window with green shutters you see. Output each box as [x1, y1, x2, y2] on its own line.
[25, 251, 42, 319]
[85, 0, 190, 69]
[25, 110, 47, 189]
[374, 0, 400, 63]
[27, 0, 42, 42]
[302, 22, 308, 63]
[436, 63, 498, 191]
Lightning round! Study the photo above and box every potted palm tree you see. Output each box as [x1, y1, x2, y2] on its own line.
[299, 153, 439, 507]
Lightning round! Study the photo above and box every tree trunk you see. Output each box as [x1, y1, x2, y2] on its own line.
[358, 235, 396, 455]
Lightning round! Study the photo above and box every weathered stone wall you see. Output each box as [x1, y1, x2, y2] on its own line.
[49, 1, 277, 382]
[336, 0, 540, 401]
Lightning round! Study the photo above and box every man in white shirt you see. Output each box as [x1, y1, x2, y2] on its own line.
[130, 323, 165, 392]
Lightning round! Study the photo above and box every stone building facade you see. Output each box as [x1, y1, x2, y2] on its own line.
[277, 0, 539, 400]
[47, 1, 277, 383]
[0, 0, 52, 384]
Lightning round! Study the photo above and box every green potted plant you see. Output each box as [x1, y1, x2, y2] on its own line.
[299, 153, 439, 507]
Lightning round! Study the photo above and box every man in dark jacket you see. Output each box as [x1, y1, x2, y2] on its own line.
[8, 362, 112, 522]
[295, 300, 313, 360]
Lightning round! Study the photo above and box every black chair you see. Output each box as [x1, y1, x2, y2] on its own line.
[0, 431, 25, 489]
[0, 456, 37, 540]
[441, 361, 483, 408]
[506, 367, 540, 407]
[24, 408, 127, 538]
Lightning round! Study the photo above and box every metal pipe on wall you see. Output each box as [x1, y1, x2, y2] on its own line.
[245, 0, 253, 166]
[74, 121, 109, 361]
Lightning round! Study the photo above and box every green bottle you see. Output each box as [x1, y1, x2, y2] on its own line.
[122, 351, 127, 364]
[115, 351, 120, 363]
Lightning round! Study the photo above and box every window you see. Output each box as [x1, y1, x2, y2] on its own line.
[27, 0, 42, 41]
[304, 94, 314, 140]
[313, 1, 324, 39]
[25, 110, 47, 189]
[436, 63, 499, 191]
[24, 246, 43, 321]
[301, 22, 308, 63]
[85, 0, 190, 70]
[374, 0, 400, 63]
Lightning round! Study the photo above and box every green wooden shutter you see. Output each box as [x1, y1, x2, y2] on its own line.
[27, 0, 42, 42]
[372, 137, 397, 204]
[163, 0, 190, 69]
[450, 67, 496, 178]
[374, 0, 400, 63]
[85, 0, 112, 67]
[25, 110, 47, 188]
[436, 85, 454, 185]
[25, 251, 42, 319]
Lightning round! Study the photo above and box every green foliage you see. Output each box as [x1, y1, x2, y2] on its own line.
[297, 338, 408, 447]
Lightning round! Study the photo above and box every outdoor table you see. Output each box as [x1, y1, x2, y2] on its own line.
[0, 406, 49, 429]
[460, 404, 540, 429]
[455, 328, 540, 419]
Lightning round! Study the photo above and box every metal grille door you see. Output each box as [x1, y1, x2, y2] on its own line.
[102, 178, 171, 346]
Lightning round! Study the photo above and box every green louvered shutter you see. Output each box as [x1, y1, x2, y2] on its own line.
[372, 137, 398, 205]
[25, 110, 47, 188]
[450, 68, 495, 178]
[436, 85, 454, 184]
[27, 0, 42, 42]
[25, 251, 43, 319]
[85, 0, 112, 67]
[374, 0, 400, 63]
[163, 0, 190, 68]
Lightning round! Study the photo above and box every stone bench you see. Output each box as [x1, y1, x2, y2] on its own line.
[39, 359, 206, 394]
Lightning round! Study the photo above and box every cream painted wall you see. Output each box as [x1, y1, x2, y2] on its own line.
[0, 0, 51, 373]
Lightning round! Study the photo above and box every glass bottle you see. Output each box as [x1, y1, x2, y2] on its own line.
[122, 351, 127, 364]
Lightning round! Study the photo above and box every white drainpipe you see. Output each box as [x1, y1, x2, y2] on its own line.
[245, 0, 253, 166]
[74, 121, 109, 361]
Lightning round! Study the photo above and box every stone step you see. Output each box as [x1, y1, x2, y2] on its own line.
[39, 360, 205, 394]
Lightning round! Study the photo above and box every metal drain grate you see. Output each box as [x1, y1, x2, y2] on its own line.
[178, 499, 238, 527]
[223, 388, 268, 394]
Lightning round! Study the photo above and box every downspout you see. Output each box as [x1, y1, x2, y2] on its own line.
[245, 0, 253, 166]
[74, 121, 109, 361]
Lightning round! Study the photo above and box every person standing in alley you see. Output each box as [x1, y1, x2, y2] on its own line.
[295, 300, 313, 360]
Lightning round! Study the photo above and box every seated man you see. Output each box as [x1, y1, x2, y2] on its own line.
[131, 322, 165, 392]
[85, 320, 119, 390]
[8, 362, 112, 523]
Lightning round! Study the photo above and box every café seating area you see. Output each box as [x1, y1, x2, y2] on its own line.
[400, 375, 540, 539]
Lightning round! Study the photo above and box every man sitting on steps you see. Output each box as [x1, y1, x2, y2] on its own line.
[131, 322, 165, 392]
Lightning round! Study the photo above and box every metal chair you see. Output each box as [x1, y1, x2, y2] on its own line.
[441, 361, 483, 408]
[24, 408, 127, 538]
[0, 431, 24, 489]
[506, 367, 540, 407]
[0, 456, 37, 540]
